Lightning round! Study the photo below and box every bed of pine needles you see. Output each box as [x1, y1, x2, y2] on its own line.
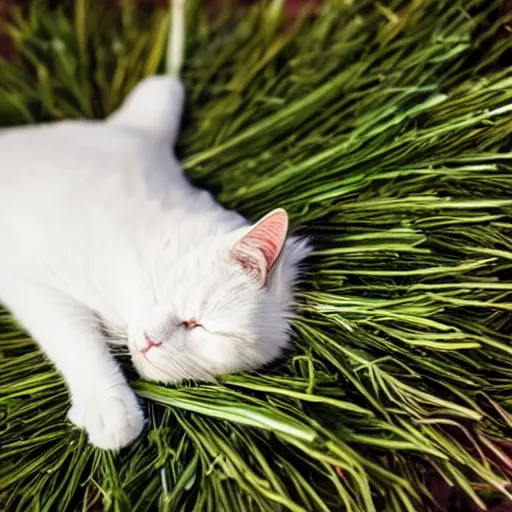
[1, 0, 512, 510]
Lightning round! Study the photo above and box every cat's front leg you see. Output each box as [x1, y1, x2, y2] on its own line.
[0, 278, 144, 450]
[66, 383, 143, 450]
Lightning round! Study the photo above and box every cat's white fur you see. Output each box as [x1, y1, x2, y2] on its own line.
[0, 76, 310, 450]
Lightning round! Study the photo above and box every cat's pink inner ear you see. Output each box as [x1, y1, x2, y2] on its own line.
[231, 209, 289, 287]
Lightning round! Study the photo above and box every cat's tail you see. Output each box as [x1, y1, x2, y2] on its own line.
[107, 75, 185, 146]
[107, 0, 186, 146]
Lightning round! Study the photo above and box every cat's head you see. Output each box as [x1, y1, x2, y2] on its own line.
[127, 209, 310, 383]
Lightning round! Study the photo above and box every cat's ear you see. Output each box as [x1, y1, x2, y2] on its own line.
[231, 208, 289, 288]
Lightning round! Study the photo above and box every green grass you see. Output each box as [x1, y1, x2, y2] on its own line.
[1, 0, 512, 510]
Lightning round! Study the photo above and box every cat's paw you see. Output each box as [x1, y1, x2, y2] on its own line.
[67, 385, 144, 450]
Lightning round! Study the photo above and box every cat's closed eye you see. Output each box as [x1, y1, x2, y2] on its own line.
[182, 319, 201, 330]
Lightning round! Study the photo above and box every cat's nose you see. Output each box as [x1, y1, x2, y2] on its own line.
[140, 333, 162, 356]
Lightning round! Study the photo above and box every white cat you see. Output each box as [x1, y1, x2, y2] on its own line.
[0, 75, 310, 450]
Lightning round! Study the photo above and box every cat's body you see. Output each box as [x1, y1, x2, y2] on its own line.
[0, 76, 309, 449]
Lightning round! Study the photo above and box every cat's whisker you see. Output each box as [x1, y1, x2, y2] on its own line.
[106, 338, 128, 347]
[157, 350, 210, 382]
[106, 330, 128, 339]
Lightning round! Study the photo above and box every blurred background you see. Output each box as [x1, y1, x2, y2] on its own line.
[0, 0, 321, 57]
